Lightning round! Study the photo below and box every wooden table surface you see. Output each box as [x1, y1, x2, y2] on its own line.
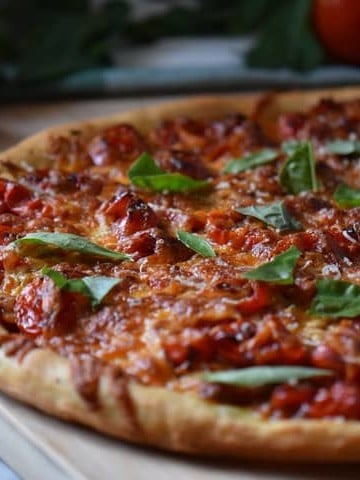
[0, 96, 359, 480]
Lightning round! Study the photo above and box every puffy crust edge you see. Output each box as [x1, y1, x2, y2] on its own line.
[1, 87, 360, 461]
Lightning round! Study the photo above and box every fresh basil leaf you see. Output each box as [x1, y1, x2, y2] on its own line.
[128, 152, 163, 179]
[281, 140, 304, 156]
[131, 173, 208, 193]
[244, 246, 301, 285]
[177, 230, 215, 258]
[237, 201, 302, 231]
[12, 232, 131, 261]
[223, 148, 278, 174]
[309, 279, 360, 319]
[41, 267, 68, 288]
[334, 183, 360, 207]
[280, 142, 318, 194]
[81, 276, 120, 305]
[128, 153, 209, 193]
[325, 139, 360, 156]
[42, 267, 120, 306]
[202, 366, 332, 387]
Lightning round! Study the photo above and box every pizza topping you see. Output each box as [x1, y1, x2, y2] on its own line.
[11, 232, 131, 262]
[202, 366, 332, 387]
[280, 142, 318, 194]
[237, 201, 302, 231]
[155, 149, 213, 180]
[334, 183, 360, 207]
[325, 138, 360, 155]
[2, 96, 360, 420]
[105, 192, 158, 234]
[128, 153, 209, 193]
[42, 267, 120, 306]
[176, 231, 216, 258]
[223, 148, 278, 174]
[244, 246, 301, 285]
[14, 277, 77, 337]
[309, 279, 360, 319]
[88, 124, 146, 167]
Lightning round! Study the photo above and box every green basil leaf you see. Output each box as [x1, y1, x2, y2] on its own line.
[177, 230, 216, 258]
[334, 183, 360, 208]
[42, 267, 120, 306]
[128, 153, 209, 193]
[280, 142, 318, 194]
[128, 152, 164, 179]
[223, 148, 278, 174]
[325, 139, 360, 156]
[131, 173, 208, 193]
[244, 246, 301, 285]
[41, 267, 68, 288]
[12, 232, 131, 261]
[81, 276, 120, 305]
[281, 140, 304, 156]
[202, 366, 332, 387]
[237, 201, 302, 231]
[309, 279, 360, 319]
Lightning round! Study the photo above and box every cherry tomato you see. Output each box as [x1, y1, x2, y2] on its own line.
[313, 0, 360, 64]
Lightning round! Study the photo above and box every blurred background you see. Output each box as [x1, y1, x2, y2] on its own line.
[0, 0, 360, 99]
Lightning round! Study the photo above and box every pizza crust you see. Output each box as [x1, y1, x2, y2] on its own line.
[1, 87, 360, 461]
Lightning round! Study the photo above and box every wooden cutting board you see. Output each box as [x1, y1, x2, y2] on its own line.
[0, 96, 360, 479]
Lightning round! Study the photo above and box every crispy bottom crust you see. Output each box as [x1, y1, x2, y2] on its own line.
[1, 87, 360, 461]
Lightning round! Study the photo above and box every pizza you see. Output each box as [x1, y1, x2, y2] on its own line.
[0, 87, 360, 462]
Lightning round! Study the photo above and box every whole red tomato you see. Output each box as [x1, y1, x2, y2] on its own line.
[313, 0, 360, 64]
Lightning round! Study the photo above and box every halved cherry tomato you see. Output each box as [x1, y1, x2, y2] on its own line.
[236, 282, 271, 315]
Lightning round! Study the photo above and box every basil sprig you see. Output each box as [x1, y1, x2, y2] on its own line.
[280, 142, 318, 194]
[244, 246, 301, 285]
[325, 139, 360, 156]
[223, 148, 278, 174]
[42, 267, 119, 306]
[237, 201, 302, 231]
[309, 279, 360, 319]
[202, 366, 332, 388]
[128, 153, 209, 193]
[12, 232, 131, 261]
[177, 230, 215, 258]
[281, 140, 302, 156]
[334, 183, 360, 208]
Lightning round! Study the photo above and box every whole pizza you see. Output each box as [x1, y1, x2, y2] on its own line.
[1, 88, 360, 461]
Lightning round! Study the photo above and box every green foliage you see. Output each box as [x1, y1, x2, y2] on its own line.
[0, 0, 326, 84]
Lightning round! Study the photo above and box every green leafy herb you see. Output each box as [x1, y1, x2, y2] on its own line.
[309, 279, 360, 319]
[244, 246, 301, 285]
[280, 142, 318, 194]
[334, 183, 360, 208]
[325, 139, 360, 156]
[237, 201, 302, 231]
[177, 230, 216, 258]
[42, 267, 119, 306]
[281, 140, 304, 156]
[128, 153, 209, 193]
[246, 0, 325, 72]
[202, 366, 332, 388]
[12, 232, 131, 261]
[128, 152, 163, 178]
[223, 148, 278, 174]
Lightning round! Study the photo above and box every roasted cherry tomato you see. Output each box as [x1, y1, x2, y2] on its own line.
[313, 0, 360, 64]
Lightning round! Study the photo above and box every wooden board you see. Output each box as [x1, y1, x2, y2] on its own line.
[0, 96, 360, 479]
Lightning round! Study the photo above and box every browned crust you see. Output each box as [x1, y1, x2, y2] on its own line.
[2, 87, 360, 462]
